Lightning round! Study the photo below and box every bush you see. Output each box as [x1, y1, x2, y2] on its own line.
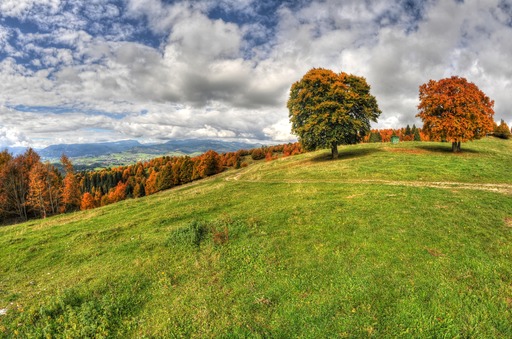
[251, 148, 266, 160]
[494, 120, 511, 139]
[167, 217, 249, 248]
[168, 220, 209, 248]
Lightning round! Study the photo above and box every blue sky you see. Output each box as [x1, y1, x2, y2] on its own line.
[1, 0, 511, 147]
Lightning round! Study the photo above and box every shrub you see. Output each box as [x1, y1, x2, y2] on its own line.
[251, 148, 266, 160]
[168, 220, 209, 248]
[167, 217, 249, 249]
[494, 120, 511, 139]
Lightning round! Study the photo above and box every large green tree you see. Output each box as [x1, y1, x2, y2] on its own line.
[287, 68, 381, 159]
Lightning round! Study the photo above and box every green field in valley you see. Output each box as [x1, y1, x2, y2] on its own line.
[1, 138, 511, 337]
[46, 151, 191, 171]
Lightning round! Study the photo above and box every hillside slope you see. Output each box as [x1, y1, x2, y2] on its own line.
[1, 138, 511, 337]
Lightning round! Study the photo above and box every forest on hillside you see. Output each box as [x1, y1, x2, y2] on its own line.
[1, 119, 510, 226]
[0, 143, 302, 225]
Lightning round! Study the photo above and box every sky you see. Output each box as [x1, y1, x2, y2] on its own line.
[0, 0, 511, 148]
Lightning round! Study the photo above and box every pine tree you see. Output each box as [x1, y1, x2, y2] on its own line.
[369, 131, 382, 143]
[405, 124, 412, 136]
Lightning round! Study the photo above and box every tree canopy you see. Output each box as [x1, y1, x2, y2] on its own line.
[287, 68, 381, 159]
[416, 76, 495, 152]
[494, 119, 511, 139]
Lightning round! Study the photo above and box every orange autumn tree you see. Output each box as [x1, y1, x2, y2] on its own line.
[61, 155, 81, 212]
[27, 162, 61, 218]
[80, 192, 96, 210]
[108, 181, 128, 204]
[494, 119, 511, 139]
[416, 76, 495, 152]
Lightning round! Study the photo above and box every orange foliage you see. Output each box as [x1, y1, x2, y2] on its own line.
[108, 181, 128, 204]
[145, 169, 158, 196]
[379, 129, 394, 142]
[494, 119, 512, 139]
[194, 150, 222, 178]
[27, 162, 50, 218]
[27, 162, 61, 218]
[80, 192, 96, 210]
[64, 142, 304, 217]
[251, 148, 265, 160]
[61, 155, 81, 212]
[417, 76, 494, 150]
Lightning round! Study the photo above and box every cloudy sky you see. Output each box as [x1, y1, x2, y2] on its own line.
[0, 0, 511, 148]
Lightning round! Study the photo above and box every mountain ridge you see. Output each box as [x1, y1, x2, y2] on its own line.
[6, 139, 262, 158]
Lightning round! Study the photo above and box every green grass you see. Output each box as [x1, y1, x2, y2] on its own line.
[1, 138, 511, 337]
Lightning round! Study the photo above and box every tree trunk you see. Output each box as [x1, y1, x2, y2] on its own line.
[451, 141, 461, 152]
[331, 142, 339, 159]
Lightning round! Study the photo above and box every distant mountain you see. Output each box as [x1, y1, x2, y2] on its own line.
[39, 140, 142, 158]
[21, 139, 261, 159]
[129, 139, 260, 155]
[4, 146, 30, 157]
[164, 139, 260, 154]
[3, 139, 262, 160]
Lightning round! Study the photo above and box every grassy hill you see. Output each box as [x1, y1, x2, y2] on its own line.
[1, 138, 511, 337]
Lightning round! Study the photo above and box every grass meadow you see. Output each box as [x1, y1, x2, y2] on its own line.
[1, 138, 511, 337]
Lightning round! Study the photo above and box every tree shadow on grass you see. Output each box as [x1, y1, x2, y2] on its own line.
[310, 147, 382, 162]
[415, 144, 481, 154]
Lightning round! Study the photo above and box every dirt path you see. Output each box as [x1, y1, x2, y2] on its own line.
[225, 169, 512, 195]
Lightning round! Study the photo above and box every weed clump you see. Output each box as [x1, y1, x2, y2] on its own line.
[167, 216, 249, 248]
[167, 220, 209, 248]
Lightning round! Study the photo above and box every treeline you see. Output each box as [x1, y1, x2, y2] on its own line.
[78, 142, 302, 210]
[493, 119, 512, 139]
[0, 150, 80, 223]
[0, 143, 303, 225]
[365, 120, 512, 143]
[364, 124, 425, 143]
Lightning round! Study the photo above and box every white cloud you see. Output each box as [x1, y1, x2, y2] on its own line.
[0, 0, 61, 17]
[0, 0, 511, 147]
[0, 104, 31, 147]
[0, 127, 30, 147]
[263, 118, 295, 142]
[169, 12, 241, 61]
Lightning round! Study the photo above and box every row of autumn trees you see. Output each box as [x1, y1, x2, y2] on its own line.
[366, 125, 423, 143]
[0, 150, 80, 223]
[314, 123, 510, 144]
[365, 121, 512, 143]
[288, 69, 501, 156]
[78, 142, 302, 211]
[0, 143, 303, 224]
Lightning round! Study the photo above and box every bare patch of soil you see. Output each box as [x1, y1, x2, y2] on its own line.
[225, 173, 512, 195]
[425, 247, 445, 257]
[505, 218, 512, 228]
[346, 194, 364, 199]
[384, 147, 427, 155]
[506, 297, 512, 308]
[374, 180, 512, 195]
